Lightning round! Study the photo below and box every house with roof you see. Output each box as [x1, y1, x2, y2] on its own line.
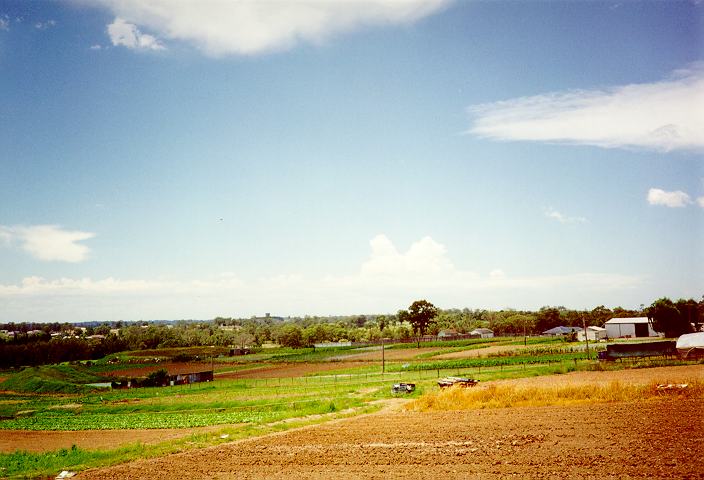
[470, 328, 494, 338]
[542, 326, 581, 336]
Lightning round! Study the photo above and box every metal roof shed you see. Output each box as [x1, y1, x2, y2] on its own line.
[605, 317, 661, 338]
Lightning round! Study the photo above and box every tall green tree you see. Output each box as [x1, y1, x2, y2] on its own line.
[646, 298, 693, 337]
[398, 300, 438, 348]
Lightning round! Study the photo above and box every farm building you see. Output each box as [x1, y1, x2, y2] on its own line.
[470, 328, 494, 338]
[542, 326, 581, 336]
[604, 317, 661, 339]
[169, 370, 213, 386]
[437, 329, 459, 337]
[577, 326, 607, 342]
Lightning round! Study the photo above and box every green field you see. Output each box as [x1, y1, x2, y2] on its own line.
[0, 337, 697, 478]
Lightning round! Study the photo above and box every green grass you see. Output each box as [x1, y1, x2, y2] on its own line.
[0, 365, 108, 394]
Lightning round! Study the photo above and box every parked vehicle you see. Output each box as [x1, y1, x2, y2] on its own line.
[437, 377, 479, 388]
[391, 383, 416, 394]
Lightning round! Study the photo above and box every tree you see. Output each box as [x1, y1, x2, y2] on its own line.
[277, 324, 304, 348]
[535, 307, 561, 333]
[675, 298, 701, 332]
[646, 297, 693, 337]
[376, 315, 387, 333]
[398, 300, 438, 348]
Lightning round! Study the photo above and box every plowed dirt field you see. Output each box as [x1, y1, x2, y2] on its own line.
[0, 426, 222, 453]
[78, 397, 703, 480]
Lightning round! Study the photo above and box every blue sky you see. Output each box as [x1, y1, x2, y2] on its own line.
[1, 0, 702, 322]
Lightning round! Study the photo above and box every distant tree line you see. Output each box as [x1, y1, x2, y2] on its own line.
[0, 296, 701, 367]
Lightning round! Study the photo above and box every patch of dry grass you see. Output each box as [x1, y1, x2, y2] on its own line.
[407, 380, 703, 411]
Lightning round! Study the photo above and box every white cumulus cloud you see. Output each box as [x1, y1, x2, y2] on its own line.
[360, 234, 455, 278]
[467, 64, 704, 152]
[0, 225, 95, 262]
[107, 17, 165, 51]
[647, 188, 692, 208]
[95, 0, 450, 56]
[698, 196, 704, 208]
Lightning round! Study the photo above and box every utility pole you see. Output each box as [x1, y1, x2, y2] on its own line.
[583, 315, 590, 361]
[382, 337, 385, 373]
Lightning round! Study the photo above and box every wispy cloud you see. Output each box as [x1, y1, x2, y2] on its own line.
[95, 0, 451, 56]
[698, 197, 704, 208]
[647, 188, 692, 208]
[543, 207, 587, 224]
[467, 64, 704, 152]
[89, 44, 102, 50]
[0, 225, 95, 262]
[34, 20, 56, 30]
[0, 15, 10, 31]
[0, 234, 643, 321]
[107, 18, 165, 51]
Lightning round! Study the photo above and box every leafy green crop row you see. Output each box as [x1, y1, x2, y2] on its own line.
[390, 352, 592, 371]
[1, 410, 275, 430]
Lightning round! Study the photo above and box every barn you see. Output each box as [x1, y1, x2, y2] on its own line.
[604, 317, 661, 339]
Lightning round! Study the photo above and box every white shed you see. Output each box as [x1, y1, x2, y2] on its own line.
[470, 328, 494, 338]
[577, 326, 607, 342]
[604, 317, 660, 339]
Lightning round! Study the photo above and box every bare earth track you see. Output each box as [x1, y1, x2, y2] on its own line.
[76, 365, 704, 480]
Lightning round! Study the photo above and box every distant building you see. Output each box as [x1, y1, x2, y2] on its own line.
[437, 329, 459, 338]
[604, 317, 661, 338]
[542, 326, 581, 336]
[470, 328, 494, 338]
[253, 313, 285, 322]
[313, 341, 352, 348]
[577, 326, 607, 342]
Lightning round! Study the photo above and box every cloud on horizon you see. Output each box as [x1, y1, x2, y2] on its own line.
[467, 64, 704, 152]
[0, 234, 644, 321]
[95, 0, 451, 56]
[0, 225, 95, 262]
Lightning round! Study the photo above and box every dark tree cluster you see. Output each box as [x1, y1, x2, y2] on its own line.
[647, 297, 701, 337]
[0, 335, 128, 368]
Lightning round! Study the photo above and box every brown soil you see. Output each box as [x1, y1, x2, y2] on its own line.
[334, 347, 444, 362]
[0, 425, 223, 453]
[491, 364, 704, 387]
[77, 397, 703, 480]
[432, 344, 531, 359]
